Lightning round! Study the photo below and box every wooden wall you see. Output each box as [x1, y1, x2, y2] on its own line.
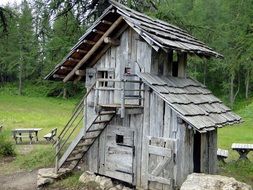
[82, 27, 217, 189]
[141, 88, 195, 189]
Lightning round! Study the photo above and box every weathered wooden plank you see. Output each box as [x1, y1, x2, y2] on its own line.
[208, 130, 217, 174]
[140, 86, 150, 189]
[200, 132, 209, 173]
[151, 155, 171, 176]
[148, 175, 171, 185]
[148, 145, 172, 157]
[104, 170, 132, 184]
[149, 137, 164, 190]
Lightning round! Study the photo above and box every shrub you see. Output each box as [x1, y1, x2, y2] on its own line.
[0, 133, 16, 157]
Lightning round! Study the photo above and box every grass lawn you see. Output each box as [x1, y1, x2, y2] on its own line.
[0, 94, 78, 174]
[218, 98, 253, 186]
[0, 93, 253, 187]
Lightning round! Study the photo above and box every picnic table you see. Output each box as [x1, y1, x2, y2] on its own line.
[217, 148, 229, 163]
[12, 128, 42, 144]
[232, 143, 253, 160]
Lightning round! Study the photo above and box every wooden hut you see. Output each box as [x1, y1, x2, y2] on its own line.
[46, 1, 241, 189]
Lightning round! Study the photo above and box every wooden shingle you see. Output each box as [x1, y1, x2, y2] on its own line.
[138, 72, 241, 131]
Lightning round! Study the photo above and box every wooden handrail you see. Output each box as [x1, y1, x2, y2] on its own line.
[55, 82, 96, 158]
[57, 82, 96, 139]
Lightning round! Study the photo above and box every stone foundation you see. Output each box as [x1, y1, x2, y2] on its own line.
[79, 171, 133, 190]
[37, 168, 71, 189]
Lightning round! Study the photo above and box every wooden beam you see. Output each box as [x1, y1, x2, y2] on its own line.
[53, 74, 65, 79]
[82, 40, 96, 45]
[104, 37, 120, 46]
[88, 23, 129, 67]
[92, 29, 105, 35]
[177, 52, 187, 78]
[60, 66, 73, 71]
[63, 16, 123, 83]
[68, 58, 80, 63]
[76, 49, 87, 54]
[75, 70, 85, 76]
[73, 24, 129, 83]
[101, 20, 113, 25]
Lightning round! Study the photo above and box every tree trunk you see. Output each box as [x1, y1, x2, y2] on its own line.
[19, 62, 23, 96]
[203, 60, 207, 85]
[245, 69, 249, 99]
[229, 72, 234, 106]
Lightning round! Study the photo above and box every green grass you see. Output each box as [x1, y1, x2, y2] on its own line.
[0, 94, 78, 173]
[46, 171, 85, 190]
[0, 89, 253, 187]
[218, 98, 253, 186]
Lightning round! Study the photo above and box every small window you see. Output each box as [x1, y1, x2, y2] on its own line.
[124, 67, 131, 74]
[172, 61, 178, 77]
[116, 134, 124, 144]
[98, 71, 108, 87]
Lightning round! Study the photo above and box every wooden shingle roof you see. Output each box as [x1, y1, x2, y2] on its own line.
[138, 73, 241, 132]
[45, 0, 223, 82]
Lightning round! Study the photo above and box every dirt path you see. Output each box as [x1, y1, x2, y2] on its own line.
[0, 170, 37, 190]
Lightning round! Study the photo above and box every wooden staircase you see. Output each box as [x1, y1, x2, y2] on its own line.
[54, 82, 116, 172]
[56, 108, 116, 170]
[54, 76, 144, 173]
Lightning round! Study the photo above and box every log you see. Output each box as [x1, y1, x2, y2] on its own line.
[92, 29, 105, 35]
[101, 20, 113, 25]
[53, 74, 65, 79]
[76, 49, 88, 54]
[60, 66, 73, 71]
[63, 16, 123, 83]
[82, 40, 96, 45]
[75, 70, 85, 76]
[104, 37, 120, 46]
[68, 58, 80, 63]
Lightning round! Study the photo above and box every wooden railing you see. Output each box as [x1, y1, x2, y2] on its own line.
[54, 82, 96, 172]
[94, 74, 144, 118]
[54, 75, 144, 172]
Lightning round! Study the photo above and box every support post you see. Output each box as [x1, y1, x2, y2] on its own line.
[94, 80, 99, 110]
[121, 80, 126, 118]
[55, 138, 60, 173]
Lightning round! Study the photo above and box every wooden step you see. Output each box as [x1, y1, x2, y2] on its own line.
[66, 154, 83, 162]
[71, 147, 88, 155]
[93, 120, 111, 124]
[78, 139, 94, 146]
[68, 160, 79, 170]
[99, 111, 116, 115]
[87, 124, 105, 132]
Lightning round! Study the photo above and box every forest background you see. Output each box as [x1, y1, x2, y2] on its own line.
[0, 0, 252, 106]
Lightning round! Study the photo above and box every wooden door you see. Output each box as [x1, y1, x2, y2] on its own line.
[103, 126, 135, 184]
[146, 136, 175, 190]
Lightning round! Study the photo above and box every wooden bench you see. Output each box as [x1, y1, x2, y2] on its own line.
[12, 128, 42, 144]
[232, 143, 253, 160]
[44, 128, 57, 142]
[217, 148, 228, 163]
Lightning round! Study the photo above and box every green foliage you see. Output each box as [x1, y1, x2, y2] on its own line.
[0, 80, 85, 99]
[0, 132, 16, 157]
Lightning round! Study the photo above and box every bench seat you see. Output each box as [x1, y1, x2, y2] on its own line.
[217, 148, 228, 162]
[44, 128, 57, 142]
[217, 148, 228, 158]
